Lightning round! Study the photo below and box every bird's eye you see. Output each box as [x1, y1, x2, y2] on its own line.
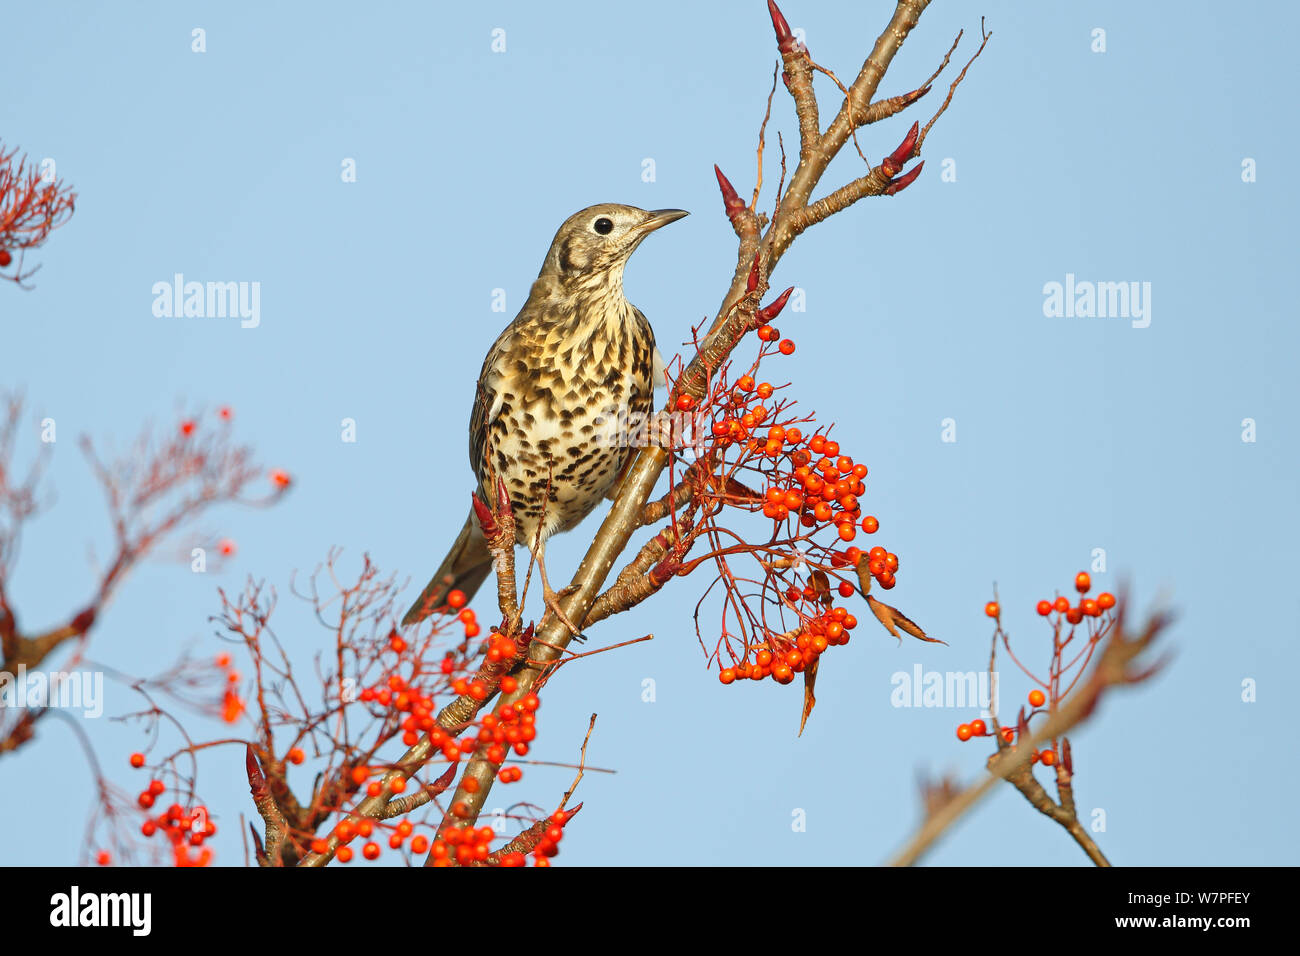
[593, 217, 614, 235]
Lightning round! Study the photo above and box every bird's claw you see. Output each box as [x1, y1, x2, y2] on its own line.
[542, 584, 586, 642]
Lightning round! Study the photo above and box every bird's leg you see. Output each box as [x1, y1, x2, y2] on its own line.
[535, 540, 586, 643]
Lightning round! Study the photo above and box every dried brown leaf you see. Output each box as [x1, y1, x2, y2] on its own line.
[866, 595, 944, 644]
[799, 658, 819, 736]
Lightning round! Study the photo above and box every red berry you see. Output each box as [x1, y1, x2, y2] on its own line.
[129, 752, 145, 769]
[1097, 591, 1116, 610]
[1028, 689, 1046, 708]
[984, 601, 1000, 619]
[1036, 600, 1052, 616]
[969, 719, 987, 736]
[778, 339, 795, 355]
[1040, 749, 1058, 767]
[956, 723, 973, 741]
[861, 515, 879, 534]
[1053, 596, 1070, 613]
[1075, 572, 1091, 593]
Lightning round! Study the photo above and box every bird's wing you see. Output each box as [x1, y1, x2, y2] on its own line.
[632, 305, 667, 391]
[651, 346, 667, 389]
[469, 330, 512, 486]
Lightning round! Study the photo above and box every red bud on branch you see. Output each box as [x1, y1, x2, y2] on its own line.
[745, 251, 761, 294]
[246, 745, 269, 801]
[756, 286, 795, 323]
[471, 492, 499, 539]
[904, 85, 931, 106]
[881, 121, 920, 176]
[431, 763, 458, 793]
[70, 606, 96, 635]
[767, 0, 799, 55]
[714, 165, 747, 221]
[495, 477, 512, 519]
[884, 161, 924, 196]
[1062, 737, 1073, 774]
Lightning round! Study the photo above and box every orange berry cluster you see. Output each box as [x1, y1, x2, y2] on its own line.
[128, 760, 216, 867]
[956, 686, 1051, 746]
[443, 589, 483, 636]
[316, 613, 545, 864]
[354, 612, 510, 751]
[435, 811, 569, 868]
[526, 811, 571, 865]
[848, 544, 900, 589]
[215, 652, 245, 723]
[427, 825, 501, 866]
[751, 431, 883, 545]
[986, 574, 1115, 627]
[755, 322, 796, 355]
[960, 573, 1119, 768]
[718, 604, 858, 685]
[472, 690, 540, 765]
[709, 375, 780, 450]
[356, 658, 538, 761]
[322, 816, 417, 863]
[1033, 572, 1115, 625]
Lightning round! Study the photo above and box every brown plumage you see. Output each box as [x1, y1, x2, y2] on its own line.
[402, 203, 688, 627]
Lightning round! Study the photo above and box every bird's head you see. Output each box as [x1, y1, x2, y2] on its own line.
[540, 204, 688, 291]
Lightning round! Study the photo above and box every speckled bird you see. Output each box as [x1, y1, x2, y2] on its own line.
[402, 203, 688, 628]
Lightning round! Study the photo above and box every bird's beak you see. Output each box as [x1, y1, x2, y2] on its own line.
[638, 208, 690, 233]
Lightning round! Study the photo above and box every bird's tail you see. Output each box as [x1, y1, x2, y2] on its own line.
[401, 512, 493, 627]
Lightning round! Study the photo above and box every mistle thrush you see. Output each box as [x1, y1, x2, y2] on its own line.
[402, 204, 688, 627]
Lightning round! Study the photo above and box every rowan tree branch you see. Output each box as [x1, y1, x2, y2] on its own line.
[425, 0, 986, 846]
[887, 599, 1170, 866]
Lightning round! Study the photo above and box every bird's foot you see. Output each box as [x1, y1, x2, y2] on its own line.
[541, 583, 586, 643]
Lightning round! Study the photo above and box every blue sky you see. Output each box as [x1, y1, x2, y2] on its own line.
[2, 0, 1297, 866]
